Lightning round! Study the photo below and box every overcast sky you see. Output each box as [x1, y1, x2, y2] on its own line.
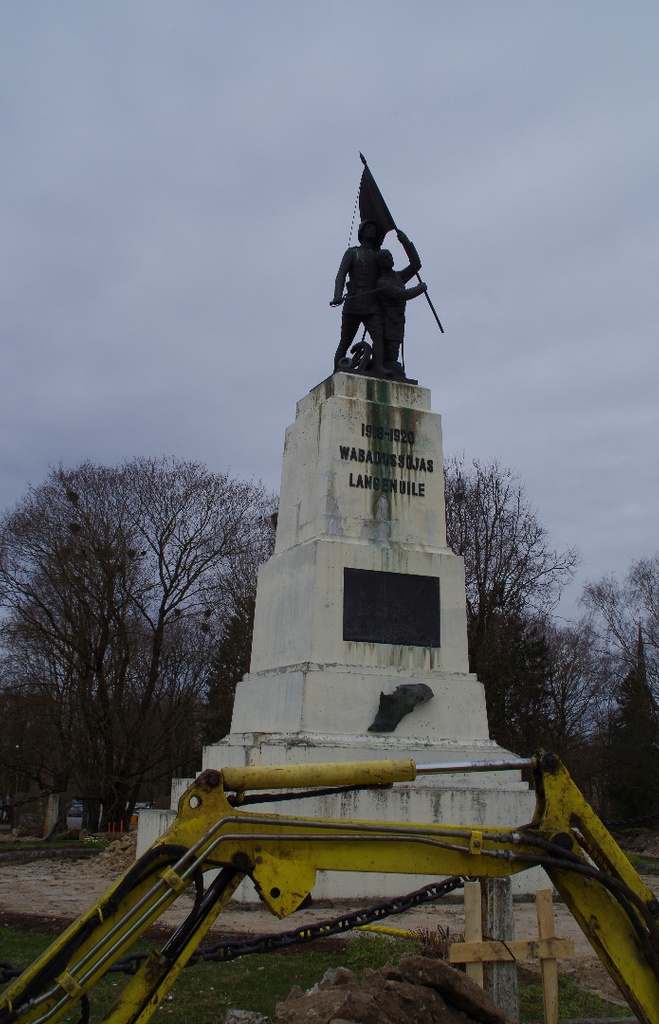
[1, 2, 657, 619]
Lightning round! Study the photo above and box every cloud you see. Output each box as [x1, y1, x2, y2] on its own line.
[0, 2, 657, 615]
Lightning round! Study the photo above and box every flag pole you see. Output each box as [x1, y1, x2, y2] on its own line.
[359, 154, 444, 334]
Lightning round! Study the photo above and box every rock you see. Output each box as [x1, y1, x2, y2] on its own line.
[275, 955, 513, 1024]
[306, 967, 357, 996]
[319, 968, 357, 989]
[225, 1010, 268, 1024]
[361, 976, 453, 1023]
[378, 965, 403, 983]
[396, 956, 510, 1024]
[276, 978, 459, 1023]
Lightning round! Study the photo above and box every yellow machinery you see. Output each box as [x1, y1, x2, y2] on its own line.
[2, 752, 659, 1024]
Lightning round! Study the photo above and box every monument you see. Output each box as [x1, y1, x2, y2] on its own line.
[138, 158, 536, 897]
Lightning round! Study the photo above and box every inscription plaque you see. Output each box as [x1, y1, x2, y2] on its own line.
[343, 568, 440, 647]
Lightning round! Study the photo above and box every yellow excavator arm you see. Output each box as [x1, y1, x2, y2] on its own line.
[1, 753, 658, 1024]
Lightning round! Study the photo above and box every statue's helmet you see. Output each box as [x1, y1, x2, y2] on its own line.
[357, 219, 379, 243]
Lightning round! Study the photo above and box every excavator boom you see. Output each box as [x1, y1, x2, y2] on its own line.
[1, 753, 658, 1024]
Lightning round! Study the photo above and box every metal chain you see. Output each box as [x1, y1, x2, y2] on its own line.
[348, 185, 360, 248]
[190, 876, 464, 965]
[605, 810, 659, 827]
[0, 877, 464, 984]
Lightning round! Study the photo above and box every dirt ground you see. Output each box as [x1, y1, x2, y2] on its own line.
[1, 832, 656, 1011]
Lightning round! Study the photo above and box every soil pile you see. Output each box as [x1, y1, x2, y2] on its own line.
[88, 834, 137, 873]
[275, 956, 511, 1024]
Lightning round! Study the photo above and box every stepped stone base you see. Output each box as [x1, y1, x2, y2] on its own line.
[212, 732, 539, 898]
[138, 732, 540, 898]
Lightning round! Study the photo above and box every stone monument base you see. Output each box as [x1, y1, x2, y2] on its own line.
[138, 373, 544, 895]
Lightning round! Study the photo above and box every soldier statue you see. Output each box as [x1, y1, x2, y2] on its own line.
[330, 219, 389, 376]
[374, 231, 427, 382]
[330, 155, 443, 379]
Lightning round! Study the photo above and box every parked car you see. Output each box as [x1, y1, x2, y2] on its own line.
[66, 801, 84, 829]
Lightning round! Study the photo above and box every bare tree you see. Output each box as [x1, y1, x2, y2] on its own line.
[582, 554, 659, 695]
[472, 610, 553, 755]
[532, 617, 610, 803]
[204, 509, 277, 743]
[444, 455, 580, 753]
[543, 618, 603, 753]
[444, 456, 580, 645]
[0, 457, 275, 829]
[0, 654, 72, 829]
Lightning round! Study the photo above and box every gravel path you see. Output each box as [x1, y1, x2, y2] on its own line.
[0, 849, 592, 948]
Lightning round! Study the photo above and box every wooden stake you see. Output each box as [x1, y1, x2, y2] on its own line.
[536, 889, 559, 1024]
[449, 937, 573, 963]
[450, 887, 573, 1024]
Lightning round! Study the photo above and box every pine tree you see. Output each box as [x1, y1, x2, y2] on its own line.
[606, 627, 659, 821]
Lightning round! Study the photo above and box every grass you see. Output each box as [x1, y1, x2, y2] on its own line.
[0, 838, 108, 851]
[518, 967, 632, 1020]
[0, 925, 633, 1022]
[625, 851, 659, 873]
[81, 835, 110, 850]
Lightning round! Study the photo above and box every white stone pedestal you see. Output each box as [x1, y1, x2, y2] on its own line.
[139, 374, 539, 896]
[225, 374, 481, 743]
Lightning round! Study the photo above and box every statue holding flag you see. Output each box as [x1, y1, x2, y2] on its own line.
[331, 218, 389, 375]
[330, 155, 443, 381]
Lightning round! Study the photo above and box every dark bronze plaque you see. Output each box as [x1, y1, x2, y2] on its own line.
[343, 568, 440, 647]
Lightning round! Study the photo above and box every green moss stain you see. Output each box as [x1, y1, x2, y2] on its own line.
[362, 384, 420, 535]
[400, 404, 417, 444]
[365, 377, 393, 406]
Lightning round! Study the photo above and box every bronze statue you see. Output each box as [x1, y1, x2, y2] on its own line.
[368, 683, 434, 733]
[330, 219, 388, 376]
[330, 155, 443, 381]
[375, 231, 427, 382]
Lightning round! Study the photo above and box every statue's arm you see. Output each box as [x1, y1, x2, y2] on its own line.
[331, 249, 353, 305]
[396, 230, 422, 281]
[403, 281, 427, 301]
[377, 278, 427, 303]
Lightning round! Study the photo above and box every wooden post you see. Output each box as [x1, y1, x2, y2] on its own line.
[481, 877, 519, 1022]
[463, 880, 484, 987]
[449, 888, 572, 1024]
[536, 889, 559, 1024]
